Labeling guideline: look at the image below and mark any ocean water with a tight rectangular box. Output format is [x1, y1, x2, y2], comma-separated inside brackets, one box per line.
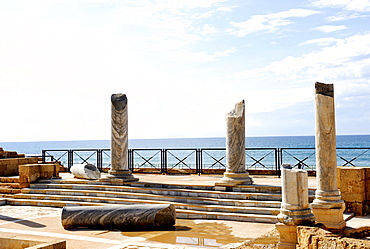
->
[1, 135, 370, 169]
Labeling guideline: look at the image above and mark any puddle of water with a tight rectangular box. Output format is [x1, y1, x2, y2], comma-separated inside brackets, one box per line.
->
[121, 219, 249, 248]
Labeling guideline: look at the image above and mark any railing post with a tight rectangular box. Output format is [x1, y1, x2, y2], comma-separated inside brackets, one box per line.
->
[69, 150, 74, 171]
[276, 148, 281, 177]
[128, 149, 133, 171]
[97, 149, 102, 171]
[42, 150, 46, 163]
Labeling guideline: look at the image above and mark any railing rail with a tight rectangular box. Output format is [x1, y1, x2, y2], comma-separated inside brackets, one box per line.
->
[42, 147, 370, 175]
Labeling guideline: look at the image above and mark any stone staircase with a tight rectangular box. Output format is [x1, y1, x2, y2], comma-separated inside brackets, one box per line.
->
[5, 178, 288, 223]
[0, 176, 21, 195]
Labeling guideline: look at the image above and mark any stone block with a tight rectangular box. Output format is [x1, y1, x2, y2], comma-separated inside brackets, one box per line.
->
[341, 192, 366, 203]
[275, 223, 297, 249]
[40, 164, 54, 179]
[345, 202, 367, 216]
[339, 167, 365, 192]
[19, 164, 41, 188]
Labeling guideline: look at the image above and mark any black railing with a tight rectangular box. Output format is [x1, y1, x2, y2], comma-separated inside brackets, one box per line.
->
[42, 147, 370, 175]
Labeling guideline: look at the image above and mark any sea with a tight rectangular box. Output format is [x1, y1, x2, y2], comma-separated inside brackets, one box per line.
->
[1, 135, 370, 169]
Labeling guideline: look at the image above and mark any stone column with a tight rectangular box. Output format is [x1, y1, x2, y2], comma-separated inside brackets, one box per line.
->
[276, 164, 315, 249]
[101, 94, 138, 182]
[311, 82, 345, 230]
[216, 100, 253, 186]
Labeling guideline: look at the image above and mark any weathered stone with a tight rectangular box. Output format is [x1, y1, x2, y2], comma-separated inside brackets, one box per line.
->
[61, 204, 176, 229]
[311, 82, 346, 230]
[277, 166, 314, 226]
[297, 226, 370, 249]
[70, 164, 101, 180]
[217, 100, 253, 186]
[101, 94, 137, 182]
[275, 223, 297, 249]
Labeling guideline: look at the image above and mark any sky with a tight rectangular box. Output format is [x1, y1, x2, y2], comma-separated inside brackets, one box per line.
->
[1, 0, 370, 142]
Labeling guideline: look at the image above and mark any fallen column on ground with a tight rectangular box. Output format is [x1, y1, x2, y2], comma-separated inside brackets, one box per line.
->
[61, 204, 176, 229]
[276, 164, 315, 249]
[100, 93, 138, 183]
[311, 82, 346, 231]
[217, 100, 253, 186]
[70, 164, 101, 180]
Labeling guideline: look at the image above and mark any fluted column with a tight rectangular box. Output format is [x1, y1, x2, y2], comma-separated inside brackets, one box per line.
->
[216, 100, 253, 186]
[311, 82, 345, 230]
[101, 94, 137, 182]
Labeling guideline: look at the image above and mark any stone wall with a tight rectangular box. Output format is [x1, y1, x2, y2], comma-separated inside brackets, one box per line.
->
[0, 158, 39, 176]
[338, 167, 370, 216]
[297, 226, 370, 249]
[19, 163, 60, 188]
[0, 147, 25, 158]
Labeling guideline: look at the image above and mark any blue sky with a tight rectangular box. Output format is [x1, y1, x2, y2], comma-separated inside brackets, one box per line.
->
[1, 0, 370, 142]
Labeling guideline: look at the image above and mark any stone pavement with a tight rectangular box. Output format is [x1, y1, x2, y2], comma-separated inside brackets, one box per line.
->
[0, 173, 367, 249]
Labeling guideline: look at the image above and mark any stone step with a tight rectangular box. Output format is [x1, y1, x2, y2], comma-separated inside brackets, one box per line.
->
[29, 183, 282, 201]
[0, 176, 20, 183]
[20, 187, 282, 208]
[37, 179, 283, 193]
[6, 198, 278, 223]
[13, 193, 280, 215]
[0, 182, 21, 188]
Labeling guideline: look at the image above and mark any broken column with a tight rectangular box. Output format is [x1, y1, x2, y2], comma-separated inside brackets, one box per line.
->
[311, 82, 346, 230]
[276, 164, 315, 248]
[61, 204, 176, 229]
[70, 164, 101, 180]
[101, 94, 138, 182]
[217, 100, 253, 186]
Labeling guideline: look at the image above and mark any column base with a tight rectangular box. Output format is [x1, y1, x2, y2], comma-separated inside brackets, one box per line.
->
[100, 170, 138, 183]
[215, 172, 253, 186]
[311, 201, 346, 231]
[275, 223, 297, 249]
[277, 208, 315, 226]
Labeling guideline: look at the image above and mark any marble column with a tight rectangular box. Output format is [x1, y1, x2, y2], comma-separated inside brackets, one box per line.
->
[61, 204, 176, 229]
[217, 100, 253, 186]
[276, 164, 315, 249]
[311, 82, 346, 230]
[101, 94, 138, 182]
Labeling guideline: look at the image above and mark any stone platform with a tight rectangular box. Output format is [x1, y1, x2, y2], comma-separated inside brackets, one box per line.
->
[4, 173, 319, 224]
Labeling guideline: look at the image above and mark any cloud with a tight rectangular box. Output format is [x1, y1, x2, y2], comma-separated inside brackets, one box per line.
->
[326, 12, 369, 21]
[200, 24, 217, 34]
[300, 37, 341, 46]
[314, 25, 348, 32]
[171, 48, 237, 63]
[312, 0, 370, 12]
[228, 8, 320, 37]
[231, 32, 370, 83]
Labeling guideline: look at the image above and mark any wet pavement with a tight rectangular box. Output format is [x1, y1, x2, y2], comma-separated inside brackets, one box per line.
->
[0, 205, 275, 248]
[0, 173, 368, 249]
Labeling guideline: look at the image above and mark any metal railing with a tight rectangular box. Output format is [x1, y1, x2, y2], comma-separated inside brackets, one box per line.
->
[42, 147, 370, 175]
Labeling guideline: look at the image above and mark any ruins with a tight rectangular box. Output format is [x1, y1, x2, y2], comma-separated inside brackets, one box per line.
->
[217, 100, 253, 186]
[311, 82, 346, 230]
[100, 93, 138, 182]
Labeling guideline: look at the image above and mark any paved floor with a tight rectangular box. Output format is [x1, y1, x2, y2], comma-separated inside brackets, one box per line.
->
[0, 173, 367, 249]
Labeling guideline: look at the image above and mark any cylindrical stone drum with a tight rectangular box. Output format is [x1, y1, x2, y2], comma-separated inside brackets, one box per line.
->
[70, 164, 101, 180]
[61, 204, 176, 229]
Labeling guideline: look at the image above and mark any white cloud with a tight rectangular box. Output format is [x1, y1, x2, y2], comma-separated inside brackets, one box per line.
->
[228, 9, 320, 37]
[300, 37, 341, 46]
[200, 24, 217, 34]
[171, 48, 237, 64]
[326, 12, 369, 21]
[312, 0, 370, 12]
[232, 32, 370, 89]
[314, 25, 348, 32]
